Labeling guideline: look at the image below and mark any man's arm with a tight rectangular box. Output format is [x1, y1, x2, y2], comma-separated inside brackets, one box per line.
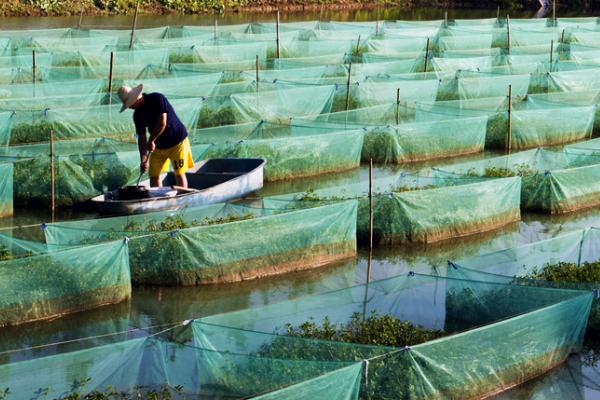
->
[147, 113, 167, 151]
[136, 122, 150, 172]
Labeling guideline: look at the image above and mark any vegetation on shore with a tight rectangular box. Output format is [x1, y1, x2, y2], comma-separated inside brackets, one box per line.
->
[0, 0, 577, 18]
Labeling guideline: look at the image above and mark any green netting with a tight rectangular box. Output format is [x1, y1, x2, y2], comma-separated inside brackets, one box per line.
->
[10, 97, 201, 144]
[125, 73, 223, 98]
[357, 115, 487, 163]
[195, 121, 364, 181]
[0, 78, 102, 99]
[264, 172, 521, 245]
[449, 228, 600, 279]
[548, 67, 600, 92]
[0, 111, 13, 146]
[0, 237, 130, 327]
[229, 85, 336, 123]
[439, 147, 600, 214]
[414, 94, 596, 150]
[510, 104, 595, 149]
[43, 201, 357, 285]
[0, 163, 13, 218]
[0, 335, 362, 399]
[196, 272, 592, 399]
[6, 143, 210, 207]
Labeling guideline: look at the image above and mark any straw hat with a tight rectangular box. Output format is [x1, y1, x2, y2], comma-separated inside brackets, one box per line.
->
[118, 84, 144, 113]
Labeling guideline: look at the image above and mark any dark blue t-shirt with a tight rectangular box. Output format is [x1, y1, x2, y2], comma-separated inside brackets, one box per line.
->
[133, 92, 188, 149]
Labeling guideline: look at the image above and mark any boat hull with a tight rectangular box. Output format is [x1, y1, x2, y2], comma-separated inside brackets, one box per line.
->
[91, 158, 265, 215]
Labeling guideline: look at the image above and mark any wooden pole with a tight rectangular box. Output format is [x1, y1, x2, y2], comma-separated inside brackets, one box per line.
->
[345, 62, 352, 111]
[424, 37, 430, 73]
[276, 10, 281, 59]
[395, 88, 400, 125]
[108, 51, 114, 105]
[369, 158, 373, 252]
[32, 50, 36, 84]
[506, 14, 511, 54]
[553, 0, 556, 27]
[50, 129, 55, 217]
[214, 19, 218, 40]
[77, 3, 84, 29]
[255, 55, 259, 91]
[129, 1, 140, 50]
[507, 84, 512, 153]
[355, 34, 362, 59]
[496, 6, 500, 19]
[444, 11, 448, 28]
[550, 39, 554, 66]
[362, 159, 374, 321]
[375, 20, 379, 36]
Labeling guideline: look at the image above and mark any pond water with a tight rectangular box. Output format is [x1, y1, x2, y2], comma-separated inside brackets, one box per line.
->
[1, 6, 600, 397]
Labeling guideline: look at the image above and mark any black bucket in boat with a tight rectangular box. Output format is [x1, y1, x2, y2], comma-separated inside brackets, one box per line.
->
[118, 185, 150, 200]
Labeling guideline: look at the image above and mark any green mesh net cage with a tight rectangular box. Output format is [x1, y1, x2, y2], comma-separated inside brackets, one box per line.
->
[0, 235, 130, 327]
[193, 121, 364, 181]
[196, 272, 592, 399]
[43, 201, 357, 285]
[264, 171, 521, 245]
[438, 147, 600, 214]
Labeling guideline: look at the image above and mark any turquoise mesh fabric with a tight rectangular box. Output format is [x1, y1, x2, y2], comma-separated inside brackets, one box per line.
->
[0, 238, 130, 326]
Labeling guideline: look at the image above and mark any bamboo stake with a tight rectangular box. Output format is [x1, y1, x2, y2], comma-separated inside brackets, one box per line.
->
[550, 40, 554, 66]
[496, 6, 500, 19]
[375, 20, 379, 36]
[32, 50, 36, 84]
[50, 129, 55, 217]
[362, 158, 374, 320]
[129, 1, 140, 50]
[214, 19, 218, 40]
[355, 34, 362, 60]
[77, 3, 84, 29]
[507, 84, 512, 153]
[424, 37, 430, 73]
[507, 14, 511, 54]
[560, 28, 565, 44]
[108, 51, 114, 105]
[276, 10, 281, 59]
[345, 63, 352, 111]
[553, 0, 556, 27]
[444, 11, 448, 28]
[369, 158, 373, 251]
[255, 55, 260, 91]
[395, 88, 400, 125]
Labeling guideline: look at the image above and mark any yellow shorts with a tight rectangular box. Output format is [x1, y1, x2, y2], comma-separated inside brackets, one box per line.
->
[149, 137, 194, 178]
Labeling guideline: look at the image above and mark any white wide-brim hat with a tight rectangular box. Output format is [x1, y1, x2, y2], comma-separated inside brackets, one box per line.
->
[118, 83, 143, 113]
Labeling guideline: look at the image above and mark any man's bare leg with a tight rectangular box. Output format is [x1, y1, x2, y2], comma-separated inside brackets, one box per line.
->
[175, 173, 188, 188]
[150, 177, 161, 188]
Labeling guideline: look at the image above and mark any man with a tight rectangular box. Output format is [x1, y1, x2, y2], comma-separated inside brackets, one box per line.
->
[118, 84, 194, 188]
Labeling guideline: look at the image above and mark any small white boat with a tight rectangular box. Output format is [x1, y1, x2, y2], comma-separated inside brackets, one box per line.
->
[91, 158, 265, 215]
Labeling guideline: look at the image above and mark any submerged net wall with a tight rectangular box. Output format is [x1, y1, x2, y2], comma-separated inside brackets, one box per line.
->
[196, 272, 592, 399]
[263, 172, 521, 245]
[43, 201, 358, 285]
[0, 236, 130, 327]
[0, 272, 591, 399]
[438, 147, 600, 214]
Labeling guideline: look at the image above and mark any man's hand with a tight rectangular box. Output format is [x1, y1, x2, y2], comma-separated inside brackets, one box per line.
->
[140, 153, 149, 173]
[148, 140, 156, 153]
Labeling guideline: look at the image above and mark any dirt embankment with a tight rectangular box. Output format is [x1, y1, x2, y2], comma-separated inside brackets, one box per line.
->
[1, 0, 523, 17]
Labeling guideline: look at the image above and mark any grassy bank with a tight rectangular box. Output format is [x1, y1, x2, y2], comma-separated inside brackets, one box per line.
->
[0, 0, 567, 17]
